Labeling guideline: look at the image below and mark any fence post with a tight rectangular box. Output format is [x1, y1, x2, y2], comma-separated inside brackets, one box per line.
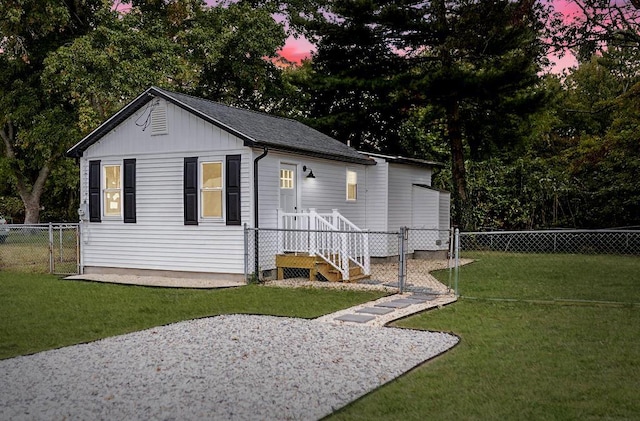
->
[448, 227, 454, 290]
[243, 224, 249, 283]
[59, 225, 63, 263]
[77, 224, 82, 275]
[454, 228, 460, 296]
[48, 222, 54, 274]
[398, 227, 407, 293]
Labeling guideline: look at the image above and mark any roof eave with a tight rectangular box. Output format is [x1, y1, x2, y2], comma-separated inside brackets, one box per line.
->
[361, 151, 446, 168]
[252, 143, 376, 166]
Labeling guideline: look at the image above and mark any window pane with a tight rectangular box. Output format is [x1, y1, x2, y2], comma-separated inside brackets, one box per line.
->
[202, 163, 222, 188]
[104, 192, 121, 216]
[280, 169, 294, 189]
[202, 190, 222, 217]
[347, 170, 357, 200]
[347, 184, 357, 200]
[104, 165, 121, 217]
[347, 170, 357, 185]
[105, 166, 121, 189]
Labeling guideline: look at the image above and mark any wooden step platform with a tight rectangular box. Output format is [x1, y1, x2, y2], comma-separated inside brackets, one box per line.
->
[276, 253, 370, 283]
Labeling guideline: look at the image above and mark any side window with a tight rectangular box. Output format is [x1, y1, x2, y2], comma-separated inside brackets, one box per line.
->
[103, 164, 122, 218]
[346, 169, 357, 201]
[201, 162, 223, 218]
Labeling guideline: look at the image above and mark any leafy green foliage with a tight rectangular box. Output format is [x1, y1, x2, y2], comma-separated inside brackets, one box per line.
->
[286, 0, 549, 228]
[1, 0, 289, 223]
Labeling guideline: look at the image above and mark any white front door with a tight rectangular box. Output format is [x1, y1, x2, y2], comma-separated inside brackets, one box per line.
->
[279, 164, 301, 251]
[279, 163, 298, 213]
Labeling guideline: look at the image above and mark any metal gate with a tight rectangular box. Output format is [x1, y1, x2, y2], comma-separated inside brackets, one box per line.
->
[0, 223, 80, 275]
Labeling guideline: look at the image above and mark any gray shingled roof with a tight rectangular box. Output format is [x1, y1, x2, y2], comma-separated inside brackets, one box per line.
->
[67, 87, 374, 165]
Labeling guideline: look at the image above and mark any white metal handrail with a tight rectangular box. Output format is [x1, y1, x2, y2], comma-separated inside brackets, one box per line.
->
[277, 208, 370, 280]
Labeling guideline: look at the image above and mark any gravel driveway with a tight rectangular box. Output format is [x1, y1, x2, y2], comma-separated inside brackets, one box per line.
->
[0, 315, 458, 421]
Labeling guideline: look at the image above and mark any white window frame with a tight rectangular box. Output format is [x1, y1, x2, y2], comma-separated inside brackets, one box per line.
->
[200, 161, 224, 220]
[103, 163, 122, 219]
[346, 169, 357, 201]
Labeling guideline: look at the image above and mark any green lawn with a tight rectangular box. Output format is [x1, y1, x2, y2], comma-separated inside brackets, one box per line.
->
[0, 272, 386, 359]
[3, 254, 639, 420]
[329, 253, 640, 420]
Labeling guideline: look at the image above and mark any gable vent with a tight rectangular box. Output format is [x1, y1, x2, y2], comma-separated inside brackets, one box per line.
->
[150, 102, 168, 135]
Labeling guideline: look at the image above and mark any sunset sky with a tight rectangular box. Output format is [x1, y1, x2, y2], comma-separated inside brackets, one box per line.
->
[272, 1, 582, 73]
[142, 0, 585, 72]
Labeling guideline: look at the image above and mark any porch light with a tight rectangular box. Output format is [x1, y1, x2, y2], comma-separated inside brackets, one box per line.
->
[303, 165, 316, 179]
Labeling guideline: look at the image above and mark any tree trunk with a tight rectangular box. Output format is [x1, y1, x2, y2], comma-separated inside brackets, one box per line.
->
[446, 99, 469, 228]
[1, 121, 51, 224]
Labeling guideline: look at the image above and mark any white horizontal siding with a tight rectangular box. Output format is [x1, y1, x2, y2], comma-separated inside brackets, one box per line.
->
[79, 99, 251, 275]
[256, 152, 369, 229]
[411, 186, 439, 229]
[364, 157, 389, 232]
[387, 163, 433, 231]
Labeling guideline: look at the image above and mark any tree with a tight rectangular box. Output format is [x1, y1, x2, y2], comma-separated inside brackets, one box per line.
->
[1, 0, 288, 223]
[555, 54, 640, 227]
[561, 0, 640, 61]
[283, 1, 409, 152]
[0, 0, 108, 223]
[284, 0, 549, 228]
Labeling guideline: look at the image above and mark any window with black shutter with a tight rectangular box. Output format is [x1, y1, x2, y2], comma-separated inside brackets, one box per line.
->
[184, 157, 198, 225]
[123, 159, 136, 223]
[89, 160, 101, 222]
[226, 154, 241, 225]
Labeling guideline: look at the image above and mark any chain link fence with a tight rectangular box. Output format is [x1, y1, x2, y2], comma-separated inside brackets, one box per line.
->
[454, 229, 640, 300]
[0, 224, 79, 275]
[460, 230, 640, 255]
[244, 226, 454, 295]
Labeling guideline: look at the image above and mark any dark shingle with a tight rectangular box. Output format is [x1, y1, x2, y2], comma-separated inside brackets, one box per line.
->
[158, 88, 371, 164]
[68, 87, 373, 165]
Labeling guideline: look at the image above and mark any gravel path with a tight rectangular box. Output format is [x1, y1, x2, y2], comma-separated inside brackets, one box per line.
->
[0, 315, 458, 421]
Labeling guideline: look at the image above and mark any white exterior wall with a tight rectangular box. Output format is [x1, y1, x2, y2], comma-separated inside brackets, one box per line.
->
[256, 152, 369, 229]
[411, 186, 440, 229]
[79, 99, 250, 275]
[387, 163, 432, 231]
[438, 191, 452, 245]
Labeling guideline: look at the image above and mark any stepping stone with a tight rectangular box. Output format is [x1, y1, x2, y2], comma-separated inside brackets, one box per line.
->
[391, 298, 427, 305]
[334, 314, 376, 323]
[356, 307, 395, 315]
[411, 294, 439, 301]
[401, 296, 429, 304]
[375, 300, 413, 309]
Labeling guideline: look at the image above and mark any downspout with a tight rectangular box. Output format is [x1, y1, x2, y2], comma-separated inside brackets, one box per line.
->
[253, 147, 269, 278]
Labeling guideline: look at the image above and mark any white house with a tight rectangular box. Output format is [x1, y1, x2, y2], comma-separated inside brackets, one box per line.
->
[67, 87, 449, 281]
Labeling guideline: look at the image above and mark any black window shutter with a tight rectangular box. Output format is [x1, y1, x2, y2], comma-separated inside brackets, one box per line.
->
[226, 155, 241, 225]
[123, 159, 136, 223]
[184, 157, 198, 225]
[89, 160, 101, 222]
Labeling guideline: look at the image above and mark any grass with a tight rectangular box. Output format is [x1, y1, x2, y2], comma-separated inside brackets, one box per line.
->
[0, 229, 77, 273]
[329, 253, 640, 420]
[449, 252, 640, 302]
[3, 253, 639, 419]
[0, 272, 386, 360]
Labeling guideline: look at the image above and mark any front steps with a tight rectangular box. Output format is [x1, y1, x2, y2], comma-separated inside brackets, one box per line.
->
[276, 253, 369, 283]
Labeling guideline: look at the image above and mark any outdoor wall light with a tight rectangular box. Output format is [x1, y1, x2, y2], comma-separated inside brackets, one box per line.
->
[303, 165, 316, 179]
